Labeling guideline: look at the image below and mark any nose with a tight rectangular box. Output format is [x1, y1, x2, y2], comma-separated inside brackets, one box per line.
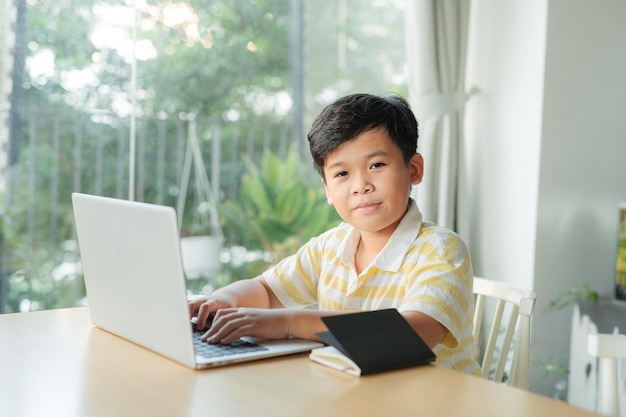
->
[351, 172, 373, 195]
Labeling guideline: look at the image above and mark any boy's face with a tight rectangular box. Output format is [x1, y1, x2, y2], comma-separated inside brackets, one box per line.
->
[322, 127, 423, 238]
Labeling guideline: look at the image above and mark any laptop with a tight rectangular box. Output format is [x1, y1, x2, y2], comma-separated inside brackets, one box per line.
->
[71, 192, 323, 369]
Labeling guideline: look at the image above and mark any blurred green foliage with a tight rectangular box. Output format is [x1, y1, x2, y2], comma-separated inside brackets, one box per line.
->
[2, 0, 406, 311]
[219, 146, 341, 277]
[544, 284, 599, 315]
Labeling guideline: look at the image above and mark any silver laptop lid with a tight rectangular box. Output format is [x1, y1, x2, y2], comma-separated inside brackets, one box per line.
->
[72, 192, 196, 368]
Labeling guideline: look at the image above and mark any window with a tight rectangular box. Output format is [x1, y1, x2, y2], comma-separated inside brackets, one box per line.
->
[0, 0, 406, 313]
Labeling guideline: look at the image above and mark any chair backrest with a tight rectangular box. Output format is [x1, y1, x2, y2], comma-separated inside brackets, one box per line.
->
[472, 277, 537, 390]
[587, 333, 626, 416]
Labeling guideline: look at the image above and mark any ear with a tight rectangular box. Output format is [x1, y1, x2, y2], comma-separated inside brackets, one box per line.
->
[322, 177, 333, 205]
[409, 153, 424, 185]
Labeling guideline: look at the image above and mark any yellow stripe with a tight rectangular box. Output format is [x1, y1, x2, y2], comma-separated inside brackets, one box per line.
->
[273, 264, 313, 305]
[452, 358, 482, 376]
[442, 236, 460, 262]
[295, 259, 318, 297]
[402, 276, 470, 312]
[352, 284, 405, 299]
[317, 297, 345, 310]
[402, 293, 464, 331]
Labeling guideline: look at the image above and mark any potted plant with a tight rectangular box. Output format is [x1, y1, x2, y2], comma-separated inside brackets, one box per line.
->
[219, 145, 341, 278]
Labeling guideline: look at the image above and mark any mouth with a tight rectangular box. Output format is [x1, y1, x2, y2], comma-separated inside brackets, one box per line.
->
[354, 201, 381, 212]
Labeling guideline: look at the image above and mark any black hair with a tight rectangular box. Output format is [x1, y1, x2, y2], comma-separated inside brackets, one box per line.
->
[307, 93, 419, 177]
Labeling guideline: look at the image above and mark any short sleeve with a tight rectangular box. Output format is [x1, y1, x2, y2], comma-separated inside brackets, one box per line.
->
[263, 240, 322, 308]
[397, 225, 473, 348]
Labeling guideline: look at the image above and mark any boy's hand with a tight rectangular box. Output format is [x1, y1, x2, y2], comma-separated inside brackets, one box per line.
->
[200, 308, 290, 345]
[188, 295, 235, 331]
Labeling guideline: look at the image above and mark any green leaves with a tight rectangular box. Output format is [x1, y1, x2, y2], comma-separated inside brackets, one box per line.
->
[540, 356, 570, 379]
[219, 146, 340, 272]
[543, 284, 599, 315]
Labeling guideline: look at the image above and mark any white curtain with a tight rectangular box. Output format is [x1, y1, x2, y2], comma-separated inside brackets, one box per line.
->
[404, 0, 474, 240]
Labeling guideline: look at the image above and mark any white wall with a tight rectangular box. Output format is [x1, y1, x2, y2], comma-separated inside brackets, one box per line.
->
[465, 0, 546, 291]
[465, 0, 626, 396]
[536, 0, 626, 396]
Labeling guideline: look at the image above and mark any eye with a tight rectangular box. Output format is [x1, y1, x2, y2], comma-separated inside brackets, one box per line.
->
[334, 171, 348, 178]
[371, 162, 385, 169]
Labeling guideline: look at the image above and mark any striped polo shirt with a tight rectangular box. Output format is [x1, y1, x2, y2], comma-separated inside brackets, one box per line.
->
[263, 199, 480, 375]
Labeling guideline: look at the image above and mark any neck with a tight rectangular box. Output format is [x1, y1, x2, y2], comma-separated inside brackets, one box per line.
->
[354, 232, 390, 275]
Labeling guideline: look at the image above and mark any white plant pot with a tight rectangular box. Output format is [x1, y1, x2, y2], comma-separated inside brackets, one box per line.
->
[180, 235, 223, 280]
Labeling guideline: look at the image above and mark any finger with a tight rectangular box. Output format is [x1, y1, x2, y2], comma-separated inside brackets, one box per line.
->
[202, 311, 248, 343]
[188, 299, 201, 318]
[196, 301, 219, 329]
[206, 320, 253, 345]
[188, 296, 208, 318]
[217, 324, 251, 345]
[200, 308, 234, 340]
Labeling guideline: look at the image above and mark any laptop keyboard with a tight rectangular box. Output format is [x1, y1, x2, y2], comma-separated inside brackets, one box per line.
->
[193, 330, 268, 358]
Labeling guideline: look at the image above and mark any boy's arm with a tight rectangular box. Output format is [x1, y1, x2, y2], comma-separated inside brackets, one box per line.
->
[401, 311, 448, 349]
[191, 277, 448, 346]
[257, 276, 334, 340]
[202, 307, 332, 345]
[203, 306, 449, 346]
[288, 310, 449, 348]
[193, 276, 332, 344]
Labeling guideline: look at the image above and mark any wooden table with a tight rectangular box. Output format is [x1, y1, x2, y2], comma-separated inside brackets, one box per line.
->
[0, 307, 601, 417]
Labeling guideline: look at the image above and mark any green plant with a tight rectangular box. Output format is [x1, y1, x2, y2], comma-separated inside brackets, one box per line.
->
[219, 146, 341, 276]
[0, 206, 8, 249]
[5, 240, 85, 312]
[540, 356, 570, 378]
[539, 284, 599, 380]
[0, 195, 18, 312]
[1, 186, 84, 312]
[543, 284, 599, 315]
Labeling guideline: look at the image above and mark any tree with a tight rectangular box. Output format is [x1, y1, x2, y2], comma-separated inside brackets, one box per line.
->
[3, 0, 296, 312]
[137, 0, 292, 120]
[303, 0, 407, 119]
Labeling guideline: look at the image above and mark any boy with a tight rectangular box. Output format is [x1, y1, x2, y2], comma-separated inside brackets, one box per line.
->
[189, 93, 479, 374]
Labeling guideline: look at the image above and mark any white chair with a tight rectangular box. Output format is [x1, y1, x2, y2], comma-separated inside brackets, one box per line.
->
[472, 276, 537, 390]
[588, 333, 626, 416]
